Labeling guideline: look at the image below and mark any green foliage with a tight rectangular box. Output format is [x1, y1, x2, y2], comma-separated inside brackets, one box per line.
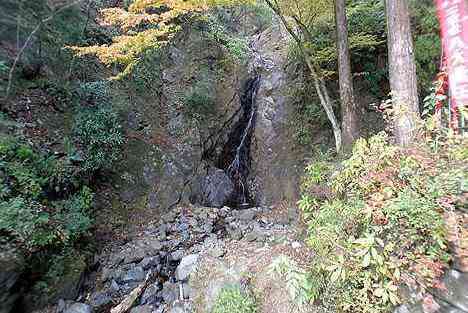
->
[243, 3, 274, 30]
[290, 0, 440, 102]
[298, 132, 466, 313]
[130, 49, 162, 94]
[54, 187, 93, 242]
[289, 81, 331, 147]
[78, 81, 110, 104]
[0, 136, 93, 252]
[211, 3, 273, 33]
[297, 0, 385, 76]
[268, 255, 315, 308]
[31, 249, 87, 305]
[212, 285, 257, 313]
[204, 15, 249, 63]
[412, 3, 441, 95]
[73, 98, 124, 172]
[0, 61, 8, 73]
[1, 0, 88, 95]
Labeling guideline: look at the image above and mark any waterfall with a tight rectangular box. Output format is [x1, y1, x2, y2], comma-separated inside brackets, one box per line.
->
[225, 75, 261, 207]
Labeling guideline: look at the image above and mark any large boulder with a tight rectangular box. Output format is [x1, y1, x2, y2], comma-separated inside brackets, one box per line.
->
[193, 169, 235, 208]
[175, 254, 199, 282]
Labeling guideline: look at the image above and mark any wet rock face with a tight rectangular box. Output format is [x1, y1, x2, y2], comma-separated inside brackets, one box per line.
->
[113, 18, 306, 213]
[193, 169, 235, 208]
[112, 21, 246, 214]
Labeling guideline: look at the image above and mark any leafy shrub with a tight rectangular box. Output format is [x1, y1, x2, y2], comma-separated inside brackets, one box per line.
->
[78, 80, 110, 104]
[0, 61, 8, 74]
[268, 255, 315, 310]
[73, 105, 124, 172]
[130, 49, 162, 94]
[212, 285, 257, 313]
[204, 16, 249, 63]
[0, 136, 93, 252]
[299, 132, 467, 313]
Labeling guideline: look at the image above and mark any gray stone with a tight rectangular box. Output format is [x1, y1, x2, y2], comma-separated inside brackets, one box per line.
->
[109, 254, 124, 267]
[182, 283, 191, 299]
[111, 280, 120, 291]
[175, 254, 199, 281]
[237, 209, 256, 221]
[227, 224, 243, 240]
[140, 282, 162, 305]
[196, 169, 235, 208]
[434, 270, 468, 312]
[130, 305, 154, 313]
[0, 247, 24, 313]
[89, 291, 112, 309]
[169, 302, 186, 313]
[244, 229, 265, 242]
[153, 307, 164, 313]
[122, 266, 146, 283]
[203, 224, 213, 233]
[170, 250, 185, 261]
[123, 248, 146, 264]
[57, 299, 66, 313]
[64, 303, 92, 313]
[158, 224, 168, 240]
[146, 238, 163, 255]
[162, 212, 177, 223]
[139, 256, 160, 270]
[208, 247, 225, 258]
[101, 267, 113, 282]
[161, 281, 178, 304]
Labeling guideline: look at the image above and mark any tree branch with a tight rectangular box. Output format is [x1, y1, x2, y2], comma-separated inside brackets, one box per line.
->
[4, 0, 83, 102]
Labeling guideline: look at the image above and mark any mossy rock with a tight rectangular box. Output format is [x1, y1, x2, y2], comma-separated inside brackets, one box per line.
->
[28, 250, 87, 308]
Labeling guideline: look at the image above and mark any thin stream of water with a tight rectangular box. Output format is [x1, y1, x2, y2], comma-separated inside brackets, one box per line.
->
[227, 75, 261, 205]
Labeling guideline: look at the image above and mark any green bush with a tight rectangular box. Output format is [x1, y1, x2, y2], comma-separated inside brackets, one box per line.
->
[78, 80, 110, 104]
[204, 16, 249, 63]
[212, 285, 257, 313]
[298, 132, 466, 313]
[73, 105, 124, 172]
[0, 136, 93, 252]
[130, 49, 162, 94]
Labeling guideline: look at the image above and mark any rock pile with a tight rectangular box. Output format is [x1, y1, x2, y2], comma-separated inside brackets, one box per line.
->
[60, 205, 293, 313]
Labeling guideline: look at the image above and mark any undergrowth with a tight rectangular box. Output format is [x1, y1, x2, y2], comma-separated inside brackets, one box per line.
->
[212, 285, 257, 313]
[0, 136, 93, 253]
[298, 131, 467, 313]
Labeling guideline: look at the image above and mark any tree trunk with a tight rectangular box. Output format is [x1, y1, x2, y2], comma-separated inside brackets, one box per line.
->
[263, 0, 342, 152]
[385, 0, 421, 146]
[335, 0, 359, 148]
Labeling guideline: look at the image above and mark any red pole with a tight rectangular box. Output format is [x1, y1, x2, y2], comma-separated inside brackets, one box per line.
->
[435, 0, 468, 131]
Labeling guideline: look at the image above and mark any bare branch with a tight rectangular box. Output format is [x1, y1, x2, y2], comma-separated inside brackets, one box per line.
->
[4, 0, 83, 102]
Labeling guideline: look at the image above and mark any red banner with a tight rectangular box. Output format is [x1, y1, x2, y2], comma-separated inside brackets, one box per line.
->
[436, 0, 468, 129]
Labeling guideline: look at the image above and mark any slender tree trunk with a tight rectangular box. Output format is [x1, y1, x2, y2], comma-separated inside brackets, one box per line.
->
[385, 0, 421, 146]
[264, 0, 342, 152]
[335, 0, 359, 148]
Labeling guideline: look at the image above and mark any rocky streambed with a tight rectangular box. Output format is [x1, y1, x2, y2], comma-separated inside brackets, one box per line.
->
[54, 204, 304, 313]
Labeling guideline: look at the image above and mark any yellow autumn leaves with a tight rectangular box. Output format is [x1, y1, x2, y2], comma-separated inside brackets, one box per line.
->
[69, 0, 255, 78]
